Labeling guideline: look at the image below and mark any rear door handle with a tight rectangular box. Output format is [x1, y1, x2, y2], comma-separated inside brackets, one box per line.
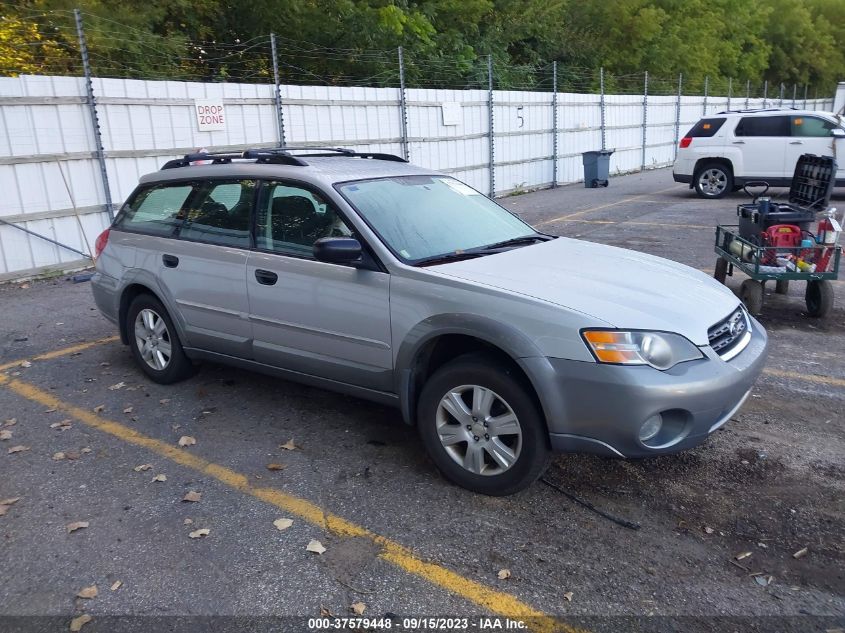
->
[732, 140, 745, 144]
[162, 254, 179, 268]
[254, 269, 278, 286]
[789, 141, 803, 145]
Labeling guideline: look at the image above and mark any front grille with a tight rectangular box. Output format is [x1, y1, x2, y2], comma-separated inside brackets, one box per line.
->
[708, 306, 750, 359]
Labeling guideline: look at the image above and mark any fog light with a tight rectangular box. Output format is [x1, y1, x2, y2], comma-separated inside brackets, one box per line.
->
[639, 414, 663, 442]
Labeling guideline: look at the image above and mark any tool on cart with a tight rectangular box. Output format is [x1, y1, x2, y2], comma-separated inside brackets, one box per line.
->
[713, 154, 841, 318]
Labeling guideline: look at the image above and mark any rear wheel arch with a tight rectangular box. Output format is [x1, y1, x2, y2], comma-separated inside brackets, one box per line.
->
[118, 283, 187, 348]
[693, 157, 734, 179]
[693, 158, 735, 198]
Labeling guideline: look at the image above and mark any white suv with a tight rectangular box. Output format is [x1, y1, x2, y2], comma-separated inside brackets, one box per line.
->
[673, 109, 845, 198]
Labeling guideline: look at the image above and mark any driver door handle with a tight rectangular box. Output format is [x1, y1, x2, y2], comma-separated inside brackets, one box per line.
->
[254, 269, 278, 286]
[732, 140, 745, 144]
[789, 141, 803, 145]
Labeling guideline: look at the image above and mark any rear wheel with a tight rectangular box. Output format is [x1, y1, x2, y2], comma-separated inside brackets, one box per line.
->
[126, 294, 195, 384]
[417, 354, 551, 496]
[739, 279, 764, 315]
[805, 280, 833, 318]
[694, 162, 733, 199]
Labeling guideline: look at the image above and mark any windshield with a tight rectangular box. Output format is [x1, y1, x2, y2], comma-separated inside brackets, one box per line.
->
[336, 176, 537, 263]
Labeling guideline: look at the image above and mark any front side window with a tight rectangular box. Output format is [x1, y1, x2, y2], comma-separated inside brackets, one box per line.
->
[256, 182, 353, 258]
[337, 176, 536, 263]
[734, 116, 790, 137]
[791, 116, 836, 137]
[116, 184, 192, 237]
[179, 180, 254, 248]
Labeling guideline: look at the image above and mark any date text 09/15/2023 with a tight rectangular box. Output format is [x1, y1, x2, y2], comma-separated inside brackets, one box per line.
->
[306, 616, 528, 630]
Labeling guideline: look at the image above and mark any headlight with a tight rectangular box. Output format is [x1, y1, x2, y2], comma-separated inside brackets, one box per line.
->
[581, 330, 703, 370]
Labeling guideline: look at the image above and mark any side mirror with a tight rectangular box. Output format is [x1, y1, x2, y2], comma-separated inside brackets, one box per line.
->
[313, 237, 362, 264]
[832, 128, 845, 138]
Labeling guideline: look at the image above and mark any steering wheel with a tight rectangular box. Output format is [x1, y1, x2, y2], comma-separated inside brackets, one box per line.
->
[743, 181, 770, 203]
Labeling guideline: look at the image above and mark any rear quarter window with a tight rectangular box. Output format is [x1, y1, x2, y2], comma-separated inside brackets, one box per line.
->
[115, 184, 192, 237]
[686, 118, 726, 137]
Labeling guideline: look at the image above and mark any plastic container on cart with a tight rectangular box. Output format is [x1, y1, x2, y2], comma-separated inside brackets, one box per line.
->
[737, 154, 837, 242]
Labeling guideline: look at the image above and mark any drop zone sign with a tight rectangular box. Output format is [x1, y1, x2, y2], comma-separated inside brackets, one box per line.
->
[194, 100, 226, 131]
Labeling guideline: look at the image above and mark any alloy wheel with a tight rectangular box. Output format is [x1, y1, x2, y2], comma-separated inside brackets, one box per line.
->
[134, 308, 172, 371]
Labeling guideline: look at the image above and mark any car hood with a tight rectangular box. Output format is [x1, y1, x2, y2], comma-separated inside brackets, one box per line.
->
[430, 237, 739, 346]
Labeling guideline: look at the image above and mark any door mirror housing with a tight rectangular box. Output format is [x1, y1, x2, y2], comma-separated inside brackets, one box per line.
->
[313, 237, 363, 264]
[832, 128, 845, 138]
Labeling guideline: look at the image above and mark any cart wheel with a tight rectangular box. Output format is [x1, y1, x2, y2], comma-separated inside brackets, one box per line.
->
[740, 279, 764, 315]
[775, 279, 790, 295]
[805, 280, 833, 318]
[714, 258, 728, 284]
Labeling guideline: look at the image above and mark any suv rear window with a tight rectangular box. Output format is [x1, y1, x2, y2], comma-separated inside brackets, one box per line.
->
[734, 115, 790, 137]
[116, 184, 192, 237]
[686, 118, 725, 137]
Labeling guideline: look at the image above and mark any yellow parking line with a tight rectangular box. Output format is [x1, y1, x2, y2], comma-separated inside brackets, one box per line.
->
[762, 367, 845, 388]
[0, 336, 120, 373]
[568, 219, 711, 230]
[535, 184, 683, 227]
[0, 372, 576, 633]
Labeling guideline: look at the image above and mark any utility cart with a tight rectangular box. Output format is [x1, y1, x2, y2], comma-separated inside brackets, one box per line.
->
[713, 154, 842, 318]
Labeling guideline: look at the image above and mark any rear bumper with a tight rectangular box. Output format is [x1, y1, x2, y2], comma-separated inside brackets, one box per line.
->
[524, 317, 768, 458]
[91, 270, 120, 327]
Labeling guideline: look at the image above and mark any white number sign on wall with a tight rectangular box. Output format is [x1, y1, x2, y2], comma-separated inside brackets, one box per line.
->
[441, 102, 462, 126]
[194, 99, 226, 131]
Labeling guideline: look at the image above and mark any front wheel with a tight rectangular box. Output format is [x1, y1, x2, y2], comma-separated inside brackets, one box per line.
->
[694, 162, 733, 199]
[417, 354, 551, 496]
[126, 294, 195, 384]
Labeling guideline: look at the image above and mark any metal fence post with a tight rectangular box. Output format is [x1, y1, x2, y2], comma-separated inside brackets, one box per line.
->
[397, 47, 409, 161]
[641, 71, 648, 171]
[487, 55, 495, 197]
[673, 73, 682, 160]
[727, 77, 732, 111]
[552, 61, 558, 188]
[763, 80, 768, 107]
[745, 80, 750, 110]
[599, 67, 606, 151]
[702, 75, 708, 115]
[74, 9, 113, 220]
[778, 82, 784, 106]
[803, 84, 808, 109]
[269, 33, 286, 147]
[792, 83, 797, 108]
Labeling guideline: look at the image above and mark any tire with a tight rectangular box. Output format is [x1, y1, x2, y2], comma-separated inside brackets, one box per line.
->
[775, 279, 790, 295]
[714, 258, 728, 284]
[126, 294, 195, 384]
[694, 162, 733, 199]
[739, 279, 764, 315]
[417, 353, 551, 496]
[805, 280, 833, 318]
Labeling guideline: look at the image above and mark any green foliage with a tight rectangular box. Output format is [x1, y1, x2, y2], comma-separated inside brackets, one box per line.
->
[2, 0, 843, 94]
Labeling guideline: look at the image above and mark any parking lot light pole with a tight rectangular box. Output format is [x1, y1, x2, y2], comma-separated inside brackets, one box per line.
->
[673, 73, 682, 160]
[270, 33, 286, 147]
[641, 71, 648, 171]
[552, 61, 558, 188]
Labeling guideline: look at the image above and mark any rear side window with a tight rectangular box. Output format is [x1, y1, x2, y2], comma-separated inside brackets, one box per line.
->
[791, 116, 836, 137]
[686, 118, 725, 137]
[179, 180, 255, 248]
[116, 184, 192, 237]
[734, 116, 790, 137]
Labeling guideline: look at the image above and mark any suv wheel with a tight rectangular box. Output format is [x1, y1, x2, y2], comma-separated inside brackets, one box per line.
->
[127, 294, 195, 384]
[694, 162, 733, 199]
[417, 354, 551, 495]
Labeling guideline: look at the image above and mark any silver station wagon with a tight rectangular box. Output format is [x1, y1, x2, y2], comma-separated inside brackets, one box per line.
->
[92, 147, 769, 495]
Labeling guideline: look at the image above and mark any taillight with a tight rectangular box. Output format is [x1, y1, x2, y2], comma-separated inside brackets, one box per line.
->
[94, 228, 110, 259]
[679, 137, 693, 149]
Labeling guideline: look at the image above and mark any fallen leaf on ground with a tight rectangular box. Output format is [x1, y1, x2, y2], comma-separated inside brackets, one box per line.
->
[703, 526, 715, 534]
[50, 420, 73, 430]
[81, 448, 92, 454]
[66, 521, 89, 533]
[133, 464, 152, 472]
[563, 591, 574, 602]
[273, 518, 293, 531]
[0, 430, 12, 440]
[8, 445, 29, 454]
[69, 614, 92, 631]
[754, 574, 773, 586]
[793, 547, 808, 559]
[108, 382, 125, 390]
[76, 585, 98, 599]
[182, 491, 201, 502]
[123, 407, 133, 414]
[183, 518, 193, 525]
[350, 601, 366, 615]
[159, 398, 170, 405]
[21, 360, 32, 368]
[189, 528, 210, 539]
[52, 452, 66, 461]
[93, 405, 105, 413]
[320, 606, 332, 617]
[266, 463, 286, 471]
[110, 581, 122, 591]
[306, 539, 326, 554]
[497, 569, 511, 580]
[280, 439, 297, 450]
[735, 551, 752, 561]
[3, 418, 16, 426]
[44, 408, 57, 413]
[151, 474, 167, 482]
[0, 497, 20, 506]
[65, 451, 81, 460]
[178, 436, 196, 447]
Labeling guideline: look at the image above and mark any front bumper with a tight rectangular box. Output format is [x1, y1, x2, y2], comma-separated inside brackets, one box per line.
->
[524, 316, 768, 458]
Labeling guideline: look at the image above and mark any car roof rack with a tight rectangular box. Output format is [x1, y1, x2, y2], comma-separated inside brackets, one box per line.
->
[716, 107, 802, 114]
[161, 146, 407, 170]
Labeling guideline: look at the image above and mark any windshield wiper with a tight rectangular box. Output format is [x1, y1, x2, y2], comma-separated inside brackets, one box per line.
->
[475, 234, 554, 251]
[413, 234, 554, 267]
[413, 251, 490, 267]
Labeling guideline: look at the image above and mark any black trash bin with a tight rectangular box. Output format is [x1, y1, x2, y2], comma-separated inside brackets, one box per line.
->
[582, 150, 614, 188]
